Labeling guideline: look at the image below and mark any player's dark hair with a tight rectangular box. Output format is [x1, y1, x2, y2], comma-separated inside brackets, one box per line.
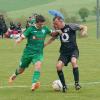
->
[53, 16, 63, 21]
[35, 15, 45, 23]
[29, 16, 31, 18]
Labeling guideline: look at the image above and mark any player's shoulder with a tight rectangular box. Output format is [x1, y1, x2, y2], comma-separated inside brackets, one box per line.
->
[42, 26, 52, 33]
[67, 23, 80, 27]
[66, 23, 80, 30]
[43, 25, 49, 29]
[42, 26, 50, 30]
[25, 26, 35, 32]
[28, 26, 33, 30]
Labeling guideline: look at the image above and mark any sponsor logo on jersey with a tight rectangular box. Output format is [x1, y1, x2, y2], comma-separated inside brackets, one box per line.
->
[61, 33, 69, 42]
[33, 36, 36, 39]
[33, 31, 37, 32]
[42, 29, 45, 34]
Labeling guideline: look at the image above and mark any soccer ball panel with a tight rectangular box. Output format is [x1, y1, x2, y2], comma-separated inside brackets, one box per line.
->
[52, 80, 63, 91]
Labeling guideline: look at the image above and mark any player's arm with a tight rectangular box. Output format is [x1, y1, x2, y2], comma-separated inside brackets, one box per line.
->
[15, 27, 31, 44]
[69, 23, 88, 37]
[44, 30, 62, 47]
[44, 26, 62, 47]
[44, 36, 56, 47]
[15, 34, 25, 44]
[79, 25, 88, 36]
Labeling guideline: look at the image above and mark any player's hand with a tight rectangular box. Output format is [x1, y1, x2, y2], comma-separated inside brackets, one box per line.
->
[51, 30, 62, 37]
[80, 25, 88, 37]
[15, 35, 25, 44]
[55, 30, 62, 34]
[80, 30, 88, 37]
[15, 38, 21, 44]
[44, 43, 47, 47]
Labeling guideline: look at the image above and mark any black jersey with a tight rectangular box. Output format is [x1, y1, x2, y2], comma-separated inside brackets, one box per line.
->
[59, 23, 80, 54]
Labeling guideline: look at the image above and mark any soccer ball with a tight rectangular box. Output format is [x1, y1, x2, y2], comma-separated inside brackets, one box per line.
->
[52, 80, 63, 91]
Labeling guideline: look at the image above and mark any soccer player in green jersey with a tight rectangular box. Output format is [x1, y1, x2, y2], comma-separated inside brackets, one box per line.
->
[9, 15, 52, 91]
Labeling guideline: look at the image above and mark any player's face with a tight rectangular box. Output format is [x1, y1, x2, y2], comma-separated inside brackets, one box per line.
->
[36, 22, 45, 29]
[53, 23, 58, 30]
[53, 19, 64, 29]
[28, 17, 32, 21]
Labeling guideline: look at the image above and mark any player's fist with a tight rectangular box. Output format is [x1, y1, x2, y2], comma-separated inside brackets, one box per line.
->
[51, 31, 59, 37]
[51, 30, 62, 37]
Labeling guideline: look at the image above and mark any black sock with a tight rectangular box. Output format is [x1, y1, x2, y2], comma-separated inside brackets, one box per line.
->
[73, 67, 79, 84]
[57, 70, 66, 87]
[2, 33, 3, 39]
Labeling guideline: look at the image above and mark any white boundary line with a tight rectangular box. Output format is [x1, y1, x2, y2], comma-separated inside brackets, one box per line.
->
[0, 81, 100, 89]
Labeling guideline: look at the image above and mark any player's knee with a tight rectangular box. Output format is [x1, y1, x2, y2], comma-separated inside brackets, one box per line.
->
[71, 57, 77, 66]
[56, 61, 63, 70]
[56, 65, 62, 71]
[35, 61, 42, 70]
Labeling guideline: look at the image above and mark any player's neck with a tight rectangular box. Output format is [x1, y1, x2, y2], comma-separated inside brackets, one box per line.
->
[60, 22, 65, 29]
[34, 24, 40, 29]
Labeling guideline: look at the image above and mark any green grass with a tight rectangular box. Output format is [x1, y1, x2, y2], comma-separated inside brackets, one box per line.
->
[6, 0, 95, 18]
[0, 0, 99, 99]
[0, 0, 54, 12]
[0, 21, 100, 100]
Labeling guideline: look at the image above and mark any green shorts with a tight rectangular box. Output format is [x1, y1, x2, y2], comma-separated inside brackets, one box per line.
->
[19, 52, 43, 68]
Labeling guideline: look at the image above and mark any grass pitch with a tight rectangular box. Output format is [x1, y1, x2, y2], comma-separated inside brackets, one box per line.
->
[0, 21, 100, 100]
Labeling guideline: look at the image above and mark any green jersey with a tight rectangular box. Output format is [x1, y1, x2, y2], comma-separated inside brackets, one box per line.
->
[23, 25, 51, 54]
[28, 18, 35, 25]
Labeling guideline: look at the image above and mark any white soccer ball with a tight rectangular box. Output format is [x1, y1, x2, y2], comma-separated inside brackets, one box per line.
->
[52, 80, 63, 91]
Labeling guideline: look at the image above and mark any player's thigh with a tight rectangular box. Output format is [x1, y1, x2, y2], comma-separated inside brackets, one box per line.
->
[71, 49, 79, 58]
[19, 54, 32, 68]
[71, 57, 77, 64]
[71, 49, 79, 67]
[56, 60, 64, 70]
[32, 53, 43, 65]
[58, 54, 70, 67]
[34, 61, 42, 70]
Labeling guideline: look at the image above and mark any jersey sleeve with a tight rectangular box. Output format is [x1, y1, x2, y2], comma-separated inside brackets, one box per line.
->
[69, 23, 80, 31]
[45, 26, 52, 35]
[23, 27, 32, 38]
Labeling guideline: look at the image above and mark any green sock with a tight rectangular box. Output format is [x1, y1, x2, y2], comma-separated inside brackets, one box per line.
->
[15, 69, 20, 76]
[32, 71, 40, 84]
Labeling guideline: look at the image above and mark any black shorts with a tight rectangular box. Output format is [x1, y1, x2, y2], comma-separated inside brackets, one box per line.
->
[58, 49, 79, 66]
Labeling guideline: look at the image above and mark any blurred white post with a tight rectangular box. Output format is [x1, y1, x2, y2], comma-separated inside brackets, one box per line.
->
[97, 0, 100, 39]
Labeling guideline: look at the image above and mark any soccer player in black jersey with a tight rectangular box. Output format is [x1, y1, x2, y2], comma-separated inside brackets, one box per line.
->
[45, 16, 87, 92]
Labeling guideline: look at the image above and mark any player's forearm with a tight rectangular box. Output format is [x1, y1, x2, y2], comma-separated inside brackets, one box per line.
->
[16, 34, 25, 44]
[44, 37, 56, 47]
